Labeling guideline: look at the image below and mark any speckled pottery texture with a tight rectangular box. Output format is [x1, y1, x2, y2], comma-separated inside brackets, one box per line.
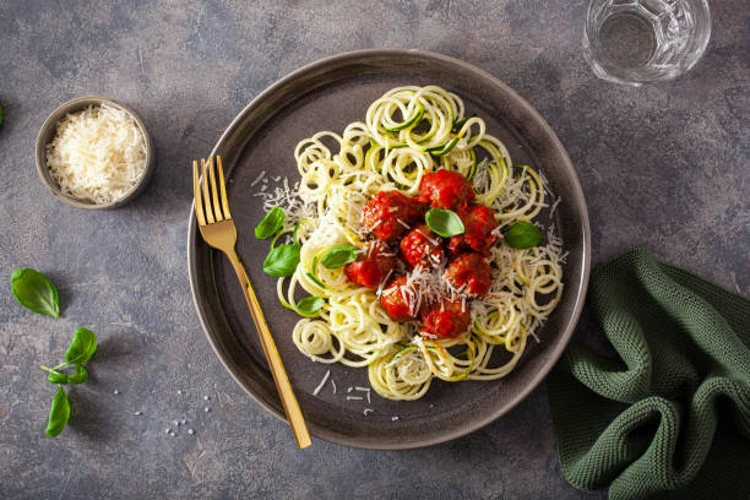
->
[188, 49, 591, 449]
[35, 95, 155, 210]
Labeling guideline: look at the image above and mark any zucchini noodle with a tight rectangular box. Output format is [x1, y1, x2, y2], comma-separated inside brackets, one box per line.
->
[266, 85, 564, 401]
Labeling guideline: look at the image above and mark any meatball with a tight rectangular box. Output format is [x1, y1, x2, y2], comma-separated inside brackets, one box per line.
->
[444, 252, 493, 296]
[448, 204, 498, 256]
[361, 190, 425, 244]
[379, 275, 415, 322]
[419, 297, 472, 339]
[417, 169, 475, 211]
[400, 224, 444, 268]
[344, 241, 397, 289]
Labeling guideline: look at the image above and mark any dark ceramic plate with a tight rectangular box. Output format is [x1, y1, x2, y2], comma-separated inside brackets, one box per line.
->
[188, 49, 591, 450]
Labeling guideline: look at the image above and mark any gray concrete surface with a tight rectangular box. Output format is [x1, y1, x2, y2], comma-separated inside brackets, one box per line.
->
[0, 1, 747, 498]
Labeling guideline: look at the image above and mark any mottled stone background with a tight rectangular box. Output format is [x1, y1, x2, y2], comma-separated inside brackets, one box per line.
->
[0, 1, 747, 498]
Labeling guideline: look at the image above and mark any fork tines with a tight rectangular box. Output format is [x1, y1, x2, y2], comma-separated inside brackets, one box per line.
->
[193, 156, 231, 225]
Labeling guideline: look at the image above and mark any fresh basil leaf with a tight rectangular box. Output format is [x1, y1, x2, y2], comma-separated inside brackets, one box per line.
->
[296, 296, 324, 315]
[10, 268, 60, 318]
[425, 208, 465, 238]
[47, 371, 69, 385]
[68, 364, 88, 385]
[263, 243, 301, 277]
[46, 386, 71, 437]
[504, 221, 543, 249]
[255, 207, 285, 240]
[65, 327, 97, 364]
[321, 245, 359, 269]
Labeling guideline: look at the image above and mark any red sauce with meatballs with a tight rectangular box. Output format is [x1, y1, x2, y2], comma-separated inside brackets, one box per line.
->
[346, 169, 498, 339]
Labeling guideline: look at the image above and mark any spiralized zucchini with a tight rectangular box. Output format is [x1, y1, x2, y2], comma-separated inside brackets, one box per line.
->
[267, 85, 564, 401]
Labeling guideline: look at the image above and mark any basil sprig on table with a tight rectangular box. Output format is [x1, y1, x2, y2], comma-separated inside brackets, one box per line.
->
[11, 268, 60, 318]
[504, 221, 544, 249]
[47, 363, 89, 385]
[425, 208, 465, 238]
[46, 387, 71, 438]
[10, 268, 98, 437]
[321, 244, 359, 269]
[40, 327, 98, 437]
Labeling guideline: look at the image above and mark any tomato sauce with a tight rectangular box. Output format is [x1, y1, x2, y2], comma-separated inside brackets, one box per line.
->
[345, 169, 499, 339]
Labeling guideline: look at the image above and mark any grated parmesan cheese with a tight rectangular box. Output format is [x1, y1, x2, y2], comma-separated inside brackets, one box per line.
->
[46, 104, 148, 204]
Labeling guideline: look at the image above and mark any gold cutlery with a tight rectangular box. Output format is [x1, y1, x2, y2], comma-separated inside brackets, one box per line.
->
[193, 156, 311, 449]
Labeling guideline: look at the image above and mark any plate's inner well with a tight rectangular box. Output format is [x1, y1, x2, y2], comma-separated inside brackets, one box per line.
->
[189, 52, 589, 449]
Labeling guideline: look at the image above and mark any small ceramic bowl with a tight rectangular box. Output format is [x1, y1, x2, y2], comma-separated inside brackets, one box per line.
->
[35, 95, 155, 210]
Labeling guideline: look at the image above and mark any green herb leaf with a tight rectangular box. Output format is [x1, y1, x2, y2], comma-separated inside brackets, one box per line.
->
[321, 245, 359, 269]
[255, 207, 285, 240]
[296, 296, 324, 315]
[425, 208, 465, 237]
[10, 268, 60, 318]
[504, 221, 544, 249]
[263, 244, 301, 277]
[46, 386, 71, 437]
[65, 327, 97, 365]
[68, 364, 88, 385]
[47, 371, 69, 385]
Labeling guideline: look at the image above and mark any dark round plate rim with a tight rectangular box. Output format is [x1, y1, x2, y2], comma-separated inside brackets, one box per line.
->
[187, 48, 591, 450]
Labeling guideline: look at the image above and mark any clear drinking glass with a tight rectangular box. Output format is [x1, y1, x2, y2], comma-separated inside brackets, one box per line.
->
[583, 0, 712, 86]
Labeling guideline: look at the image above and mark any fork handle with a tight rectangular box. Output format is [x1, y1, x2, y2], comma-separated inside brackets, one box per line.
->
[226, 248, 312, 449]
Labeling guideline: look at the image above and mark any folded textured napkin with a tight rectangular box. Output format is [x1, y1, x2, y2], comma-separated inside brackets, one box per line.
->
[548, 249, 750, 500]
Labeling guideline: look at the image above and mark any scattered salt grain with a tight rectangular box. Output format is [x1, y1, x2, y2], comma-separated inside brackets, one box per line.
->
[204, 407, 210, 413]
[188, 429, 195, 435]
[203, 395, 210, 401]
[133, 411, 143, 416]
[113, 389, 120, 395]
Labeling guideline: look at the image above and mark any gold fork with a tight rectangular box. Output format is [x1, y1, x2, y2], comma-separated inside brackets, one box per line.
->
[193, 155, 311, 449]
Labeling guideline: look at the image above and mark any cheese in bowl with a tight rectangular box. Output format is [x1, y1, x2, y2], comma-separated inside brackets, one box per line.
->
[36, 96, 154, 209]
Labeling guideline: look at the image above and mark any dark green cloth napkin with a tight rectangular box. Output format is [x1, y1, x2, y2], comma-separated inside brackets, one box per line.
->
[548, 249, 750, 500]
